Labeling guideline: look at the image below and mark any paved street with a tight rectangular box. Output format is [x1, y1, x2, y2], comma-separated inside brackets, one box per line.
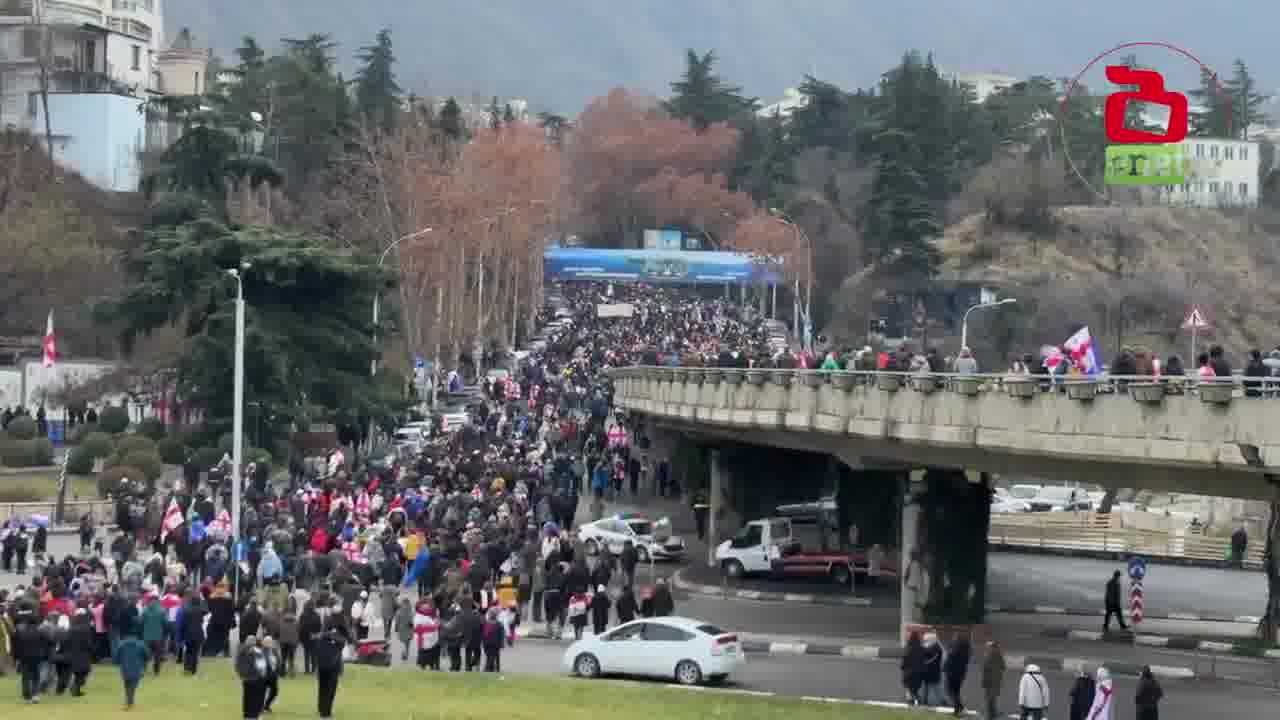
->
[379, 637, 1280, 718]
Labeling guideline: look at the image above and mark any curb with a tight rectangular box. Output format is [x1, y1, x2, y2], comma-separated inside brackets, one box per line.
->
[674, 569, 1254, 623]
[988, 543, 1263, 573]
[1042, 628, 1280, 659]
[514, 627, 1201, 680]
[672, 569, 873, 607]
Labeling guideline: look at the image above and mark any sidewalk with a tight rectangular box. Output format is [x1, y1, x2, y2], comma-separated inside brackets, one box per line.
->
[1037, 626, 1280, 659]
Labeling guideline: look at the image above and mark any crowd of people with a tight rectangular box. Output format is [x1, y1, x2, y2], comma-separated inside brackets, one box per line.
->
[1, 281, 760, 715]
[899, 634, 1164, 720]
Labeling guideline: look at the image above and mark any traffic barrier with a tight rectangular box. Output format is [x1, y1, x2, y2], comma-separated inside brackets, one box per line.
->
[989, 512, 1265, 568]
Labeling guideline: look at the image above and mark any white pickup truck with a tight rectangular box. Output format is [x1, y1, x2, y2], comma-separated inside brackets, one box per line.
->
[714, 517, 793, 578]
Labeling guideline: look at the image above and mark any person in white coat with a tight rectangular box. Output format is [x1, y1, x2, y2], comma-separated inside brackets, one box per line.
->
[1085, 667, 1114, 720]
[1017, 664, 1051, 720]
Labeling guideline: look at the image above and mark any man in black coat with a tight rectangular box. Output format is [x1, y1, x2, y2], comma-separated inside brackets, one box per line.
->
[1103, 570, 1128, 632]
[12, 615, 49, 704]
[313, 627, 346, 719]
[181, 593, 207, 674]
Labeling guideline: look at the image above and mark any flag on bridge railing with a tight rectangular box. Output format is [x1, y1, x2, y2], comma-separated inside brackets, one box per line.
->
[1064, 326, 1100, 374]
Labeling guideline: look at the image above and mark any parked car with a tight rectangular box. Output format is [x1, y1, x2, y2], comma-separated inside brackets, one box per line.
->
[563, 617, 744, 685]
[578, 513, 685, 562]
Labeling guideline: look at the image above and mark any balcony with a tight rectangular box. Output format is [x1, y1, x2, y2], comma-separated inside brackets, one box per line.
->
[49, 68, 130, 95]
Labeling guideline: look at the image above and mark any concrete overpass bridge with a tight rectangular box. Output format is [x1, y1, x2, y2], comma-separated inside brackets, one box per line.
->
[609, 366, 1280, 639]
[610, 366, 1280, 501]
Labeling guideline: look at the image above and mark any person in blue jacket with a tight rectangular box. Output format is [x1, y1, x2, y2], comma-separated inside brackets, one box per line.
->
[112, 631, 150, 709]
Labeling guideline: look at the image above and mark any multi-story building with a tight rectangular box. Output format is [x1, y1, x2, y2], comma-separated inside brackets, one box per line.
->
[0, 0, 166, 191]
[1157, 137, 1260, 209]
[757, 87, 806, 119]
[944, 71, 1018, 104]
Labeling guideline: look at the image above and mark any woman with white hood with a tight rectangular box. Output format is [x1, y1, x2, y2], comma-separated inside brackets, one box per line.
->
[1085, 667, 1114, 720]
[1017, 663, 1050, 720]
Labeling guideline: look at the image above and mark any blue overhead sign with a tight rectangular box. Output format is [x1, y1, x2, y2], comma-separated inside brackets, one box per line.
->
[543, 247, 784, 285]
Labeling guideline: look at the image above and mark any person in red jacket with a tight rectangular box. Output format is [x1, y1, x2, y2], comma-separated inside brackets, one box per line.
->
[310, 527, 330, 555]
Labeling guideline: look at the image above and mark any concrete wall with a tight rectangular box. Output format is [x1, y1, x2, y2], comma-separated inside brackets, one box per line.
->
[611, 369, 1280, 501]
[33, 91, 145, 191]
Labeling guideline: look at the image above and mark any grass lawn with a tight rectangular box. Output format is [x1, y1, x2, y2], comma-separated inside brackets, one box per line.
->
[0, 660, 917, 720]
[0, 470, 98, 503]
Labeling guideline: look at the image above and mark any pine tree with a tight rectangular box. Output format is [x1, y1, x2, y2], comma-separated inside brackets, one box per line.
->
[440, 97, 464, 140]
[1226, 59, 1270, 139]
[354, 28, 402, 134]
[1189, 67, 1232, 138]
[664, 49, 756, 130]
[488, 96, 503, 129]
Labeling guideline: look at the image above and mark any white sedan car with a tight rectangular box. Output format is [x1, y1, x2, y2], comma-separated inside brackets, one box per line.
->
[563, 617, 744, 685]
[578, 514, 686, 562]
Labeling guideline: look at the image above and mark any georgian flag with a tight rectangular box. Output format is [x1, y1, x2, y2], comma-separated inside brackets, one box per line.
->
[208, 510, 231, 539]
[160, 499, 183, 543]
[1063, 326, 1101, 375]
[42, 311, 56, 368]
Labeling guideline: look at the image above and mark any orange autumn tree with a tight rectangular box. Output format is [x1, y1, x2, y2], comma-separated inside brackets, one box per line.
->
[394, 123, 561, 363]
[564, 88, 745, 247]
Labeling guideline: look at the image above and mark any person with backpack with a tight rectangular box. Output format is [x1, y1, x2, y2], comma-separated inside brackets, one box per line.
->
[313, 626, 347, 720]
[236, 636, 269, 720]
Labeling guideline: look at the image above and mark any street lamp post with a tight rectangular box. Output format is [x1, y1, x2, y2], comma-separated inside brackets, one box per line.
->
[369, 226, 433, 447]
[960, 298, 1017, 350]
[768, 209, 814, 352]
[226, 262, 250, 603]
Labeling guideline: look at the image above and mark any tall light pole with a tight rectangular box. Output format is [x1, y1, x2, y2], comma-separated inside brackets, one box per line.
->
[960, 298, 1017, 350]
[769, 209, 814, 351]
[369, 226, 433, 447]
[226, 262, 250, 599]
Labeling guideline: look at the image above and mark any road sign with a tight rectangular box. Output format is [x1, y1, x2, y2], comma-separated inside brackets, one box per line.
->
[1130, 581, 1144, 625]
[1127, 556, 1147, 580]
[1182, 306, 1209, 329]
[414, 355, 425, 369]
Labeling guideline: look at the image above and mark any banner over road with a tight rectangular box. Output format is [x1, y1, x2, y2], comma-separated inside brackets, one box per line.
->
[544, 247, 784, 285]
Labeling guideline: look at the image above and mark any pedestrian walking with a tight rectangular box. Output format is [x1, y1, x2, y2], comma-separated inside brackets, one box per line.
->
[1068, 669, 1096, 720]
[12, 610, 48, 704]
[1103, 571, 1128, 632]
[481, 608, 504, 672]
[901, 632, 926, 705]
[63, 610, 95, 696]
[1085, 667, 1114, 720]
[943, 634, 971, 715]
[1017, 663, 1050, 720]
[260, 636, 281, 714]
[300, 600, 322, 674]
[981, 640, 1005, 720]
[278, 600, 300, 677]
[181, 592, 206, 675]
[313, 627, 346, 719]
[113, 631, 149, 710]
[140, 595, 169, 675]
[236, 636, 269, 720]
[1134, 665, 1163, 720]
[394, 596, 414, 663]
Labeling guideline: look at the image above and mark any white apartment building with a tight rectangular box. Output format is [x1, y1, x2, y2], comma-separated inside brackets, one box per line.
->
[1157, 137, 1260, 209]
[945, 71, 1018, 104]
[0, 0, 174, 191]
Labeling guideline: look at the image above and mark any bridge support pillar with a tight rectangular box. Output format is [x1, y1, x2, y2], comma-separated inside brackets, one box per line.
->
[900, 471, 924, 643]
[707, 448, 724, 568]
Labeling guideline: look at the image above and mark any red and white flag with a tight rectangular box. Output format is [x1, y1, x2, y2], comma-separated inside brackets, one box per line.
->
[42, 311, 57, 368]
[160, 499, 183, 543]
[209, 509, 231, 539]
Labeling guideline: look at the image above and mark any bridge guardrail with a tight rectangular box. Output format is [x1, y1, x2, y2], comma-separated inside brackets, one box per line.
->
[610, 366, 1255, 403]
[989, 512, 1264, 568]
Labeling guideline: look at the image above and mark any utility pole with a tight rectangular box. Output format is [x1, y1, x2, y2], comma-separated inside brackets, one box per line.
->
[32, 1, 54, 177]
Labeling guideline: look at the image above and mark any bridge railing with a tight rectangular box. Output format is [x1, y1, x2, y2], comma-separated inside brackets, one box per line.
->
[989, 512, 1265, 568]
[610, 366, 1255, 404]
